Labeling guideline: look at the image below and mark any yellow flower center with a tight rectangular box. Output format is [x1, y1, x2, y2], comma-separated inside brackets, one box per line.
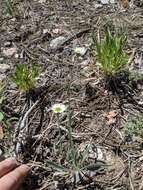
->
[54, 107, 62, 113]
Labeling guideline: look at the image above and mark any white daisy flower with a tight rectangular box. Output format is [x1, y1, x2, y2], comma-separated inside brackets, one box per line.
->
[51, 103, 66, 113]
[74, 47, 87, 56]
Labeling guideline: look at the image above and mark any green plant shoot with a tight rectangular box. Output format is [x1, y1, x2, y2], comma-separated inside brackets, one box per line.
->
[93, 29, 128, 76]
[13, 64, 39, 92]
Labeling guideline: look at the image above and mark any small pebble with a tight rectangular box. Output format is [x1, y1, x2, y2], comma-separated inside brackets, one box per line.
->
[50, 36, 66, 49]
[14, 54, 19, 58]
[4, 41, 12, 47]
[2, 47, 17, 57]
[43, 29, 49, 34]
[0, 64, 10, 73]
[0, 58, 4, 62]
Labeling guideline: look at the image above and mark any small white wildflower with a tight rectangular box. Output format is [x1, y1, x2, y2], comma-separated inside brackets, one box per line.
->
[51, 103, 66, 113]
[74, 47, 87, 56]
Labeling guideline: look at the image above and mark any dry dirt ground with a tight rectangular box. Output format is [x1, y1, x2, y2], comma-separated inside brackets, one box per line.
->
[0, 0, 143, 189]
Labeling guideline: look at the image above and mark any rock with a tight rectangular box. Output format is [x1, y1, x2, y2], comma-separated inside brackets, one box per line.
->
[10, 18, 16, 22]
[94, 3, 103, 8]
[2, 47, 17, 57]
[100, 0, 115, 4]
[52, 28, 62, 34]
[43, 29, 49, 34]
[4, 41, 12, 47]
[50, 36, 66, 49]
[0, 64, 10, 73]
[14, 54, 19, 58]
[39, 0, 46, 3]
[138, 101, 143, 105]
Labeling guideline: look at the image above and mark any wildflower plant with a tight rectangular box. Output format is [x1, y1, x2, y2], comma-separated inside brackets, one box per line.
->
[92, 29, 128, 76]
[13, 64, 39, 92]
[51, 103, 66, 114]
[49, 103, 107, 182]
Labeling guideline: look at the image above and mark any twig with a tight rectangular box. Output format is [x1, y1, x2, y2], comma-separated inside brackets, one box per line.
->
[20, 100, 39, 130]
[128, 48, 136, 65]
[15, 100, 39, 156]
[128, 158, 135, 190]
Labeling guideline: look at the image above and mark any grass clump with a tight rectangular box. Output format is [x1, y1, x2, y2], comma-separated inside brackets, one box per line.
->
[92, 29, 128, 77]
[13, 64, 39, 92]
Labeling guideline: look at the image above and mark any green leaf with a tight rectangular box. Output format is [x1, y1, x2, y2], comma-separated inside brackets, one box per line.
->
[82, 161, 108, 171]
[0, 112, 4, 122]
[80, 144, 92, 166]
[6, 117, 18, 125]
[47, 160, 67, 171]
[0, 97, 4, 105]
